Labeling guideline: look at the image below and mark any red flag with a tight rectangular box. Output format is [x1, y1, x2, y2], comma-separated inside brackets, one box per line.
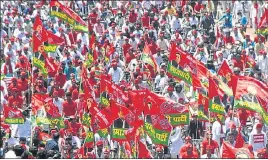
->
[235, 128, 245, 148]
[218, 60, 232, 82]
[234, 76, 268, 99]
[244, 55, 256, 69]
[32, 15, 48, 52]
[89, 34, 95, 49]
[45, 57, 59, 75]
[138, 141, 153, 159]
[31, 93, 50, 114]
[198, 93, 209, 113]
[50, 0, 87, 26]
[258, 9, 268, 28]
[209, 77, 225, 99]
[46, 30, 65, 45]
[39, 132, 51, 141]
[4, 107, 24, 119]
[169, 43, 177, 61]
[222, 141, 253, 158]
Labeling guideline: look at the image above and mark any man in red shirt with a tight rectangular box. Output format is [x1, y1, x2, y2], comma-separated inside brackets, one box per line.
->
[63, 92, 77, 117]
[238, 109, 251, 127]
[18, 72, 29, 92]
[232, 54, 244, 71]
[55, 67, 67, 88]
[201, 131, 219, 156]
[8, 88, 23, 109]
[88, 9, 98, 24]
[179, 136, 198, 156]
[224, 31, 235, 44]
[128, 8, 137, 24]
[8, 77, 22, 95]
[69, 116, 82, 137]
[122, 38, 131, 57]
[180, 144, 199, 158]
[141, 12, 150, 28]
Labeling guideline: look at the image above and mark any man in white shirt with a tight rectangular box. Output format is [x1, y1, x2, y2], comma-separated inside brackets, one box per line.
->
[257, 50, 268, 75]
[11, 117, 31, 140]
[249, 123, 267, 152]
[164, 86, 179, 102]
[52, 91, 64, 115]
[170, 14, 181, 33]
[224, 111, 241, 133]
[212, 118, 225, 147]
[93, 19, 105, 38]
[76, 32, 89, 47]
[156, 34, 170, 51]
[153, 49, 163, 66]
[169, 127, 184, 158]
[154, 69, 168, 92]
[108, 62, 124, 84]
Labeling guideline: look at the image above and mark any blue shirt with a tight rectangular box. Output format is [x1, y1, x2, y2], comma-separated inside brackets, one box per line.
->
[219, 13, 233, 28]
[64, 66, 76, 80]
[240, 16, 248, 26]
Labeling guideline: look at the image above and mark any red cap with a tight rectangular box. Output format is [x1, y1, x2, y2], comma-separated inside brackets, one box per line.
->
[256, 123, 263, 129]
[53, 91, 58, 96]
[185, 136, 192, 140]
[96, 140, 103, 146]
[167, 86, 173, 92]
[10, 37, 15, 42]
[229, 122, 236, 129]
[111, 62, 117, 67]
[160, 69, 165, 73]
[11, 77, 17, 82]
[226, 8, 230, 12]
[12, 87, 19, 92]
[21, 72, 26, 76]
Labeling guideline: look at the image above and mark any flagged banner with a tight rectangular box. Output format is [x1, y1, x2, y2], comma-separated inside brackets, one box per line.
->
[221, 141, 254, 158]
[98, 128, 109, 138]
[33, 57, 48, 77]
[165, 112, 189, 126]
[4, 107, 24, 124]
[50, 0, 88, 33]
[111, 127, 127, 142]
[217, 60, 232, 82]
[84, 131, 94, 144]
[167, 63, 192, 85]
[209, 100, 225, 115]
[82, 113, 91, 126]
[143, 122, 171, 146]
[36, 117, 65, 129]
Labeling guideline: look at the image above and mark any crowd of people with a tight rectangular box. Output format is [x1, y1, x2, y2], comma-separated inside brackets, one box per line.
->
[0, 0, 268, 159]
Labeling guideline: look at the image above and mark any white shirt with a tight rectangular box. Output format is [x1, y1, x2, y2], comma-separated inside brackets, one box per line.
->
[76, 33, 89, 47]
[11, 118, 31, 138]
[224, 117, 241, 132]
[249, 131, 267, 152]
[154, 75, 168, 90]
[62, 80, 72, 92]
[53, 97, 64, 115]
[170, 17, 181, 31]
[212, 120, 224, 146]
[169, 127, 184, 157]
[153, 54, 163, 66]
[156, 39, 170, 51]
[108, 67, 124, 84]
[164, 92, 179, 102]
[257, 56, 268, 74]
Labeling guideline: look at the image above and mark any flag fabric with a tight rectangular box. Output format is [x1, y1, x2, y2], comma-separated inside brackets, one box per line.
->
[235, 128, 245, 148]
[257, 8, 268, 35]
[234, 76, 268, 100]
[46, 30, 65, 45]
[138, 141, 153, 159]
[4, 107, 24, 124]
[218, 60, 232, 82]
[209, 77, 225, 99]
[32, 15, 48, 52]
[222, 141, 254, 158]
[244, 55, 256, 69]
[39, 132, 51, 141]
[198, 93, 209, 113]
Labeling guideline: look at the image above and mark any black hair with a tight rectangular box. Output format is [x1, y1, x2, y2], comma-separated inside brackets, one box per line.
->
[21, 151, 32, 159]
[36, 149, 47, 159]
[29, 146, 38, 157]
[66, 92, 72, 97]
[14, 145, 25, 157]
